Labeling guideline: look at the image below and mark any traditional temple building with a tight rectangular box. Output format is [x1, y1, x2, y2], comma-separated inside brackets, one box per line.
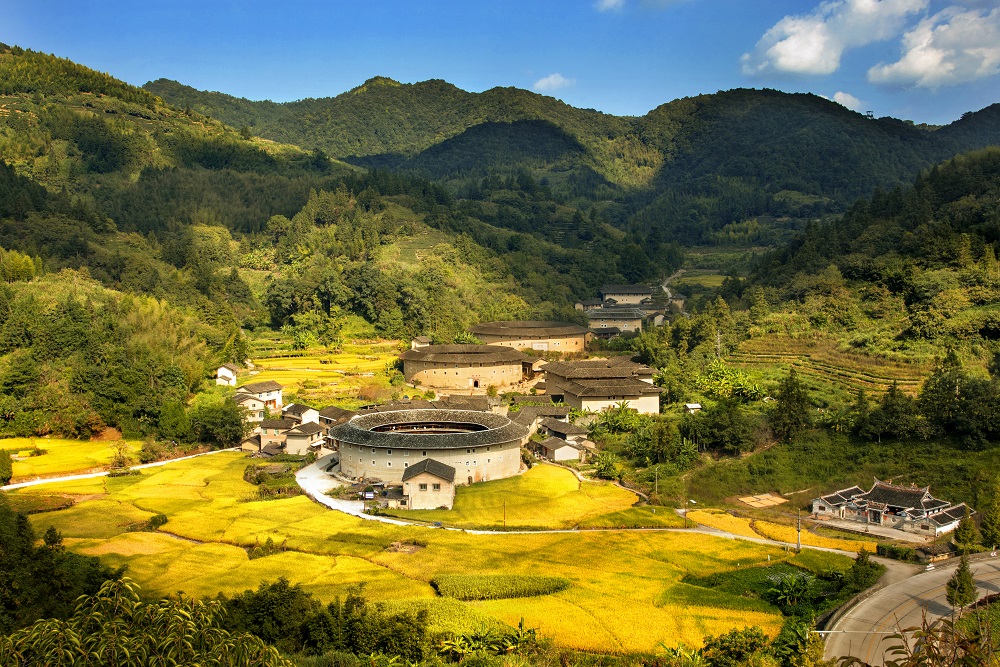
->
[811, 479, 971, 537]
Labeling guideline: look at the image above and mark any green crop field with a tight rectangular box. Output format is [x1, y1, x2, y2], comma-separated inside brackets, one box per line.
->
[383, 464, 673, 530]
[13, 452, 792, 653]
[2, 437, 142, 483]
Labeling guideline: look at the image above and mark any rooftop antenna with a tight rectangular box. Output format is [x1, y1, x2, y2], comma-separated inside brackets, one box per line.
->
[865, 111, 875, 120]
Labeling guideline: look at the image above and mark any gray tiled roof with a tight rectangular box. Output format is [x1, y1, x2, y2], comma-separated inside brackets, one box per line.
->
[402, 458, 456, 483]
[512, 405, 571, 426]
[540, 417, 588, 436]
[260, 419, 296, 430]
[287, 422, 326, 436]
[543, 359, 652, 380]
[319, 405, 356, 421]
[239, 380, 283, 393]
[399, 344, 531, 365]
[561, 378, 661, 398]
[470, 321, 590, 337]
[600, 284, 653, 296]
[538, 436, 582, 451]
[330, 409, 527, 450]
[283, 403, 316, 416]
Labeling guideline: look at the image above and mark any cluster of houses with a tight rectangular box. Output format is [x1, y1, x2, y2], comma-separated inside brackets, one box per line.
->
[574, 285, 675, 338]
[219, 310, 670, 511]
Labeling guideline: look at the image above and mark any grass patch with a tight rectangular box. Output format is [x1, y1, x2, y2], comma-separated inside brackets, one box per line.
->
[578, 506, 685, 529]
[432, 574, 570, 601]
[385, 464, 639, 529]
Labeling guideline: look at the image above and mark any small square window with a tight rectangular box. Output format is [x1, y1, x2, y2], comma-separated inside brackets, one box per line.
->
[422, 450, 427, 456]
[472, 460, 477, 465]
[372, 460, 376, 465]
[403, 462, 409, 467]
[419, 483, 428, 491]
[387, 449, 392, 455]
[371, 448, 376, 454]
[386, 462, 392, 467]
[432, 483, 441, 491]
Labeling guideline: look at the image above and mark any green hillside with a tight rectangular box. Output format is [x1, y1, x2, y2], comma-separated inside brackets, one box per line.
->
[146, 76, 1000, 253]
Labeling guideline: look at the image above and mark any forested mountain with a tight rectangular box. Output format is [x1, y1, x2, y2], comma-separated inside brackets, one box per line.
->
[0, 44, 676, 441]
[726, 147, 1000, 354]
[146, 77, 1000, 247]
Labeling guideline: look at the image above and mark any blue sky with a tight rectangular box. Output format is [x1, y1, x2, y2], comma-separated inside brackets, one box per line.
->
[5, 0, 999, 125]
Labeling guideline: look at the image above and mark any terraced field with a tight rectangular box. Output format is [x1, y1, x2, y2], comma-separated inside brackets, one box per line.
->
[12, 453, 795, 653]
[242, 336, 402, 406]
[729, 334, 930, 396]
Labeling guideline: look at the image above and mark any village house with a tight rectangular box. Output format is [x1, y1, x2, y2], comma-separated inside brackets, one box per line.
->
[586, 306, 647, 334]
[538, 417, 589, 444]
[401, 459, 457, 510]
[216, 363, 240, 387]
[534, 436, 585, 463]
[236, 380, 283, 411]
[282, 403, 319, 425]
[469, 320, 593, 355]
[600, 284, 653, 304]
[284, 421, 328, 456]
[234, 393, 268, 422]
[543, 358, 660, 414]
[400, 344, 533, 391]
[511, 404, 572, 438]
[241, 418, 296, 454]
[410, 336, 432, 350]
[811, 479, 972, 537]
[318, 405, 357, 427]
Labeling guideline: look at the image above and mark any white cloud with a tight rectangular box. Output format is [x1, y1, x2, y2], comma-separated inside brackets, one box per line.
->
[868, 6, 1000, 87]
[595, 0, 624, 11]
[533, 73, 574, 92]
[833, 91, 866, 110]
[742, 0, 928, 76]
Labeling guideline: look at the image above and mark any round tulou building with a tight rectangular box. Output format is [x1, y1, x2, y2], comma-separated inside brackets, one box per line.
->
[331, 409, 527, 486]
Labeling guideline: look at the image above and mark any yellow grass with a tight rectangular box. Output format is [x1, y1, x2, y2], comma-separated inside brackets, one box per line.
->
[393, 464, 641, 529]
[20, 452, 790, 653]
[3, 437, 141, 482]
[752, 521, 877, 553]
[688, 510, 760, 538]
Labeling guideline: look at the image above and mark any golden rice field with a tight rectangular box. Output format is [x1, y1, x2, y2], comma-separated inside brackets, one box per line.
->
[242, 339, 402, 406]
[687, 510, 761, 539]
[14, 452, 791, 653]
[752, 520, 876, 554]
[385, 464, 677, 530]
[1, 437, 142, 483]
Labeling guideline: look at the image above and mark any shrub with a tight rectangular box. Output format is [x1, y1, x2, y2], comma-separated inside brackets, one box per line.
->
[876, 543, 919, 562]
[431, 574, 570, 601]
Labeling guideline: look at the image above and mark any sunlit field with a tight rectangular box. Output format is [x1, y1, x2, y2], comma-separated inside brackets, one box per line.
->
[18, 452, 790, 653]
[383, 464, 677, 530]
[2, 437, 142, 483]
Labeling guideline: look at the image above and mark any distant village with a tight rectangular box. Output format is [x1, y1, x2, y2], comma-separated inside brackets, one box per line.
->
[220, 284, 667, 512]
[218, 284, 967, 539]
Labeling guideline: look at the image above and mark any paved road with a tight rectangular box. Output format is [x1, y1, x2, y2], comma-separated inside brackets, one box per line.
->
[824, 556, 1000, 665]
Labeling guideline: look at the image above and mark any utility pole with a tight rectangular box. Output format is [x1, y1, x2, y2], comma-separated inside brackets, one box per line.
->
[796, 508, 802, 552]
[503, 499, 506, 529]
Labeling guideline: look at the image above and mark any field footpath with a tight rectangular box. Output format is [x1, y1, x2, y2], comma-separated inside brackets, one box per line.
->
[0, 447, 240, 491]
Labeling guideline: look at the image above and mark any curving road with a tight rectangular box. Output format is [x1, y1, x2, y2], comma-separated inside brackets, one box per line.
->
[824, 556, 1000, 665]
